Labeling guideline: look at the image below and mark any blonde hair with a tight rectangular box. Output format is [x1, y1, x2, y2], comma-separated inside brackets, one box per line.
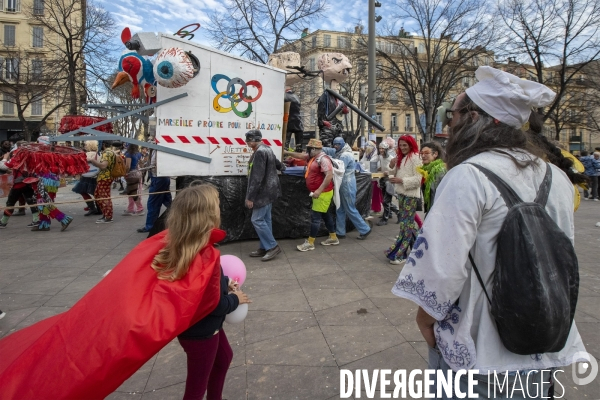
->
[152, 184, 221, 281]
[84, 140, 98, 152]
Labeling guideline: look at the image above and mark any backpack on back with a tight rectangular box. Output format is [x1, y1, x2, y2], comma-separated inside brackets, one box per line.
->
[110, 152, 127, 179]
[468, 163, 579, 355]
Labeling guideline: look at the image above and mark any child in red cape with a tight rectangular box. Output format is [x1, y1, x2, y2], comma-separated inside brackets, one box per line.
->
[0, 184, 225, 400]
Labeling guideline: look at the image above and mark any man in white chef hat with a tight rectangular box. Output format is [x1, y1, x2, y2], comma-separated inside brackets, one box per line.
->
[391, 66, 589, 399]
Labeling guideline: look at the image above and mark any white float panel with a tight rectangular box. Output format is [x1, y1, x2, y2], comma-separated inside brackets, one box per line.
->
[155, 35, 286, 176]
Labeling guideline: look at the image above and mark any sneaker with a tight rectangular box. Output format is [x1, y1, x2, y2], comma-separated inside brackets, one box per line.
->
[0, 222, 7, 229]
[320, 237, 340, 246]
[0, 310, 5, 320]
[390, 259, 403, 265]
[137, 227, 150, 233]
[122, 211, 136, 216]
[583, 197, 589, 200]
[13, 210, 26, 216]
[31, 225, 50, 231]
[376, 219, 388, 226]
[27, 221, 39, 228]
[135, 211, 145, 216]
[249, 248, 267, 257]
[594, 199, 599, 202]
[297, 240, 315, 252]
[357, 229, 372, 240]
[261, 245, 281, 261]
[96, 217, 113, 224]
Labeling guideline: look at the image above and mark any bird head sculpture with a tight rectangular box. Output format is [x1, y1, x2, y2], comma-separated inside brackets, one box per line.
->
[112, 28, 157, 104]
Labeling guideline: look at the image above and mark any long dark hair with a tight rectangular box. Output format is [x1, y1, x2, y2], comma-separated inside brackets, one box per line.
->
[526, 112, 589, 186]
[445, 94, 542, 169]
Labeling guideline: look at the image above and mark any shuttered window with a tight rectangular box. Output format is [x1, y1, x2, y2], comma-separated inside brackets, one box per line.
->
[33, 26, 43, 47]
[3, 93, 14, 115]
[31, 97, 42, 116]
[33, 0, 44, 15]
[32, 59, 42, 79]
[4, 25, 15, 47]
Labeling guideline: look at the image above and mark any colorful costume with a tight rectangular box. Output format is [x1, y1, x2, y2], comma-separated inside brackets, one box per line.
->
[0, 229, 224, 399]
[385, 136, 422, 262]
[33, 172, 73, 231]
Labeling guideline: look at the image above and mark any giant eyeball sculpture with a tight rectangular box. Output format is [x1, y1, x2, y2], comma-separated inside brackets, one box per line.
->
[153, 48, 200, 88]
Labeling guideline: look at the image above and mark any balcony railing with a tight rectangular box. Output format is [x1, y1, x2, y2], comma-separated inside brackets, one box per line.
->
[404, 126, 413, 132]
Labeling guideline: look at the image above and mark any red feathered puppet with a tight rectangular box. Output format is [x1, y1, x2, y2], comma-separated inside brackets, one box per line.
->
[0, 229, 224, 400]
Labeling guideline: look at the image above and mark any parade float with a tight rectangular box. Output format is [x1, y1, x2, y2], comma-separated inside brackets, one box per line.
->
[57, 26, 381, 241]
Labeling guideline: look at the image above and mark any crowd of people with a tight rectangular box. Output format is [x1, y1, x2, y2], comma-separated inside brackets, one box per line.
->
[0, 65, 596, 399]
[0, 139, 170, 235]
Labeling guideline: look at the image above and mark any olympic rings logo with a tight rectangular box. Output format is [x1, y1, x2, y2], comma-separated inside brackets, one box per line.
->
[211, 74, 263, 118]
[174, 23, 200, 40]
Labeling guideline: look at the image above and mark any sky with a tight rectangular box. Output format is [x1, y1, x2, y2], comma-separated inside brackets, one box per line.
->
[98, 0, 394, 50]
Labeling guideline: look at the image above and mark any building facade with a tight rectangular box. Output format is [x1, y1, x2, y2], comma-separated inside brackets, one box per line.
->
[0, 0, 82, 142]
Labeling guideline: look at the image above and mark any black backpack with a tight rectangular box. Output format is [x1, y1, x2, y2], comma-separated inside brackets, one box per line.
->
[468, 163, 579, 355]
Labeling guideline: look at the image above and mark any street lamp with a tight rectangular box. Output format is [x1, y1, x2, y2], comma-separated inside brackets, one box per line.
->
[368, 0, 382, 145]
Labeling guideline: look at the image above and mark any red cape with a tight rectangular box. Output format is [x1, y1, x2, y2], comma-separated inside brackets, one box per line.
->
[0, 229, 225, 399]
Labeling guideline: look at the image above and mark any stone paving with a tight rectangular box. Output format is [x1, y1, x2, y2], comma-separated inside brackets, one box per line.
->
[0, 183, 598, 399]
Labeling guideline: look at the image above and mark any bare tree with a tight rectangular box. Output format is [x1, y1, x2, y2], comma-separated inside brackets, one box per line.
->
[100, 73, 147, 139]
[205, 0, 327, 63]
[373, 0, 497, 142]
[498, 0, 600, 139]
[0, 47, 68, 141]
[28, 0, 118, 115]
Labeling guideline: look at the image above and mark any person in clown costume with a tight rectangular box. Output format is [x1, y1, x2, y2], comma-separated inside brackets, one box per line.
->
[27, 172, 73, 231]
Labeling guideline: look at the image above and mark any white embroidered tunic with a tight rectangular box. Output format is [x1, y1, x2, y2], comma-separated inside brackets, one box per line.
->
[392, 151, 587, 373]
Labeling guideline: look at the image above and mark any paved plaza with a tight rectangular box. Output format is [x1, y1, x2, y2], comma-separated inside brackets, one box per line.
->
[1, 184, 599, 399]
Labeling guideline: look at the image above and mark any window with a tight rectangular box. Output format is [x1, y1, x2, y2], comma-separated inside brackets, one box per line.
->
[31, 97, 42, 116]
[324, 35, 331, 47]
[376, 112, 383, 125]
[4, 25, 16, 47]
[310, 80, 315, 97]
[390, 88, 398, 104]
[463, 76, 470, 88]
[357, 59, 366, 74]
[405, 114, 412, 130]
[310, 108, 316, 125]
[418, 43, 425, 54]
[311, 35, 317, 48]
[391, 113, 397, 127]
[376, 62, 383, 78]
[3, 93, 14, 115]
[5, 58, 19, 80]
[32, 59, 42, 79]
[308, 58, 315, 70]
[33, 0, 43, 14]
[5, 0, 20, 12]
[375, 89, 383, 102]
[32, 26, 43, 48]
[337, 36, 347, 48]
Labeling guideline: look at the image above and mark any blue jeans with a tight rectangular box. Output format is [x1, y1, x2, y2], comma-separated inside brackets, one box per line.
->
[336, 185, 370, 236]
[428, 347, 553, 399]
[310, 209, 335, 238]
[144, 177, 172, 230]
[251, 203, 277, 250]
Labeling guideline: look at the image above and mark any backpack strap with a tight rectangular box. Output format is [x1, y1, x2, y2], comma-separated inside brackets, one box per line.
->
[533, 163, 552, 207]
[468, 253, 492, 305]
[467, 163, 522, 208]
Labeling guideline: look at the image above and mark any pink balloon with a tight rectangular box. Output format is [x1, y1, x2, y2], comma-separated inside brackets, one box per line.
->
[220, 255, 247, 286]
